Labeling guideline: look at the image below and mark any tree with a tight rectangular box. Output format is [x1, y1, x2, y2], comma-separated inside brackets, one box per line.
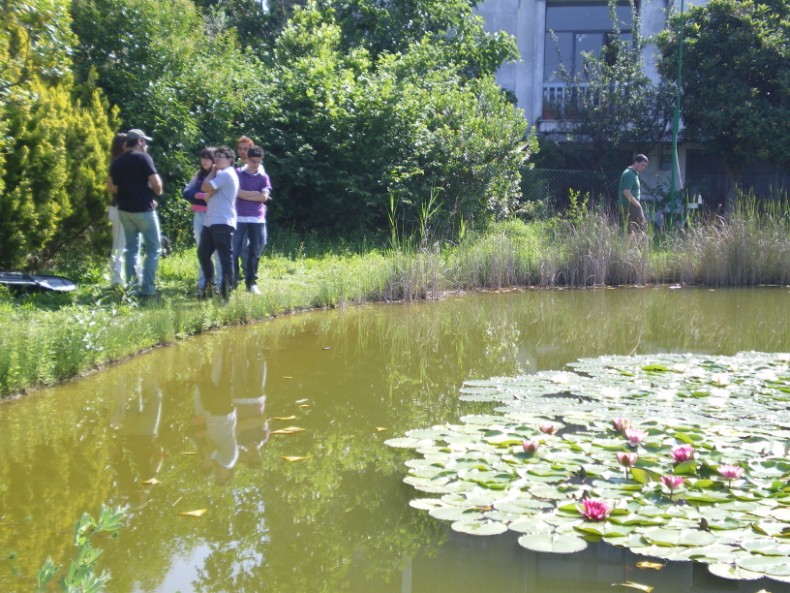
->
[260, 2, 529, 237]
[657, 0, 790, 182]
[551, 0, 675, 173]
[70, 0, 270, 247]
[0, 0, 115, 270]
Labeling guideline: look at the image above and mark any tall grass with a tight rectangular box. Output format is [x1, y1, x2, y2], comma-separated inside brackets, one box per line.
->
[1, 196, 788, 398]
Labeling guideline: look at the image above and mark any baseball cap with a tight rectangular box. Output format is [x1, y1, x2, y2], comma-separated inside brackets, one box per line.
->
[127, 129, 153, 142]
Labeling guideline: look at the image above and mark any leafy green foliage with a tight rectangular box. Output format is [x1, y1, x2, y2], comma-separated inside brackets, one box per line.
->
[37, 505, 126, 593]
[263, 2, 530, 236]
[657, 0, 790, 174]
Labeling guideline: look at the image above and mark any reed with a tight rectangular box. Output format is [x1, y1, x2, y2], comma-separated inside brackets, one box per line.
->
[1, 197, 787, 398]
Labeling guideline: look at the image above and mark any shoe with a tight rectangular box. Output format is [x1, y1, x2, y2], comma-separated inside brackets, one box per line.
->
[248, 285, 261, 295]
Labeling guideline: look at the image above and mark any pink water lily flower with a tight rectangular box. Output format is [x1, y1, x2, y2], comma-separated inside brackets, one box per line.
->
[624, 428, 648, 447]
[718, 464, 744, 484]
[539, 421, 557, 435]
[522, 440, 539, 455]
[661, 475, 684, 500]
[671, 444, 696, 463]
[580, 498, 611, 521]
[611, 418, 630, 433]
[617, 451, 639, 480]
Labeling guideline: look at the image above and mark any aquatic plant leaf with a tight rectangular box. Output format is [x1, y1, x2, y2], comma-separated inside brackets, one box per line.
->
[391, 352, 790, 582]
[517, 533, 588, 554]
[179, 509, 207, 518]
[635, 561, 664, 570]
[282, 456, 308, 462]
[614, 581, 654, 592]
[452, 520, 509, 536]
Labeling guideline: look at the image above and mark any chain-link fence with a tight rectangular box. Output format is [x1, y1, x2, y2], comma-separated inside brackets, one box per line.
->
[521, 168, 789, 216]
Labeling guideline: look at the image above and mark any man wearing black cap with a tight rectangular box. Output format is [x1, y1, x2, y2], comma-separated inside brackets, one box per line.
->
[108, 129, 163, 298]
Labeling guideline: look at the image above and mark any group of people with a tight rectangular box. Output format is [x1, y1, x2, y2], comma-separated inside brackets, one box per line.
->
[107, 132, 272, 300]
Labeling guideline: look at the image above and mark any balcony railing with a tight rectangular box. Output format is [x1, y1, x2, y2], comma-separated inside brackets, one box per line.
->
[542, 82, 589, 120]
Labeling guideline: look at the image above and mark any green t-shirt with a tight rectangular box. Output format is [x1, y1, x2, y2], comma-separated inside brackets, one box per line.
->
[618, 167, 640, 206]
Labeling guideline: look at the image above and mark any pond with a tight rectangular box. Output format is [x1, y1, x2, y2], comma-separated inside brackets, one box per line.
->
[1, 287, 788, 593]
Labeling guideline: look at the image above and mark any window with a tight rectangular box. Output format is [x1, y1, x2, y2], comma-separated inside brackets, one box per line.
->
[544, 2, 634, 83]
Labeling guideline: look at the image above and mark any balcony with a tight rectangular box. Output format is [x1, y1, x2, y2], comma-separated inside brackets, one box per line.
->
[541, 82, 589, 120]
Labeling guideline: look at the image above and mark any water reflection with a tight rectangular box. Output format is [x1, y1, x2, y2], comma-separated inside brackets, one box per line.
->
[0, 288, 788, 593]
[110, 375, 164, 502]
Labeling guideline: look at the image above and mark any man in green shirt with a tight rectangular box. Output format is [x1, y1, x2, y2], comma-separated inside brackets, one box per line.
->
[618, 154, 648, 247]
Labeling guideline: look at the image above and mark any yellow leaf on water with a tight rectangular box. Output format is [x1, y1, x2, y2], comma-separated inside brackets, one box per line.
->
[375, 427, 388, 432]
[271, 426, 306, 435]
[282, 456, 307, 462]
[635, 561, 664, 571]
[180, 509, 207, 518]
[180, 451, 198, 455]
[298, 404, 311, 409]
[615, 581, 654, 592]
[140, 477, 160, 485]
[274, 415, 297, 421]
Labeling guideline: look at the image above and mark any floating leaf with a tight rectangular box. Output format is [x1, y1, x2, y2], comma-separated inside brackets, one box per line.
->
[140, 477, 160, 485]
[180, 509, 207, 518]
[517, 533, 588, 554]
[271, 426, 306, 435]
[282, 456, 308, 462]
[614, 581, 654, 592]
[635, 561, 664, 571]
[375, 427, 388, 432]
[274, 415, 297, 421]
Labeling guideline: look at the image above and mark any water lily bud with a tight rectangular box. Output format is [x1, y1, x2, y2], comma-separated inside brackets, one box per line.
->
[522, 440, 539, 455]
[617, 452, 638, 468]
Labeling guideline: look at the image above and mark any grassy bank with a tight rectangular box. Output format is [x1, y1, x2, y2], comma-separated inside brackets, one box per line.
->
[1, 204, 788, 398]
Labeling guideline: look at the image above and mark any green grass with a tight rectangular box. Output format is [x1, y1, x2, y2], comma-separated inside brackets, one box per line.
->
[1, 203, 788, 398]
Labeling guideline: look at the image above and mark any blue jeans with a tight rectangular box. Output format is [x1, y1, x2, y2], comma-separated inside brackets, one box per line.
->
[232, 222, 267, 288]
[198, 224, 234, 298]
[192, 211, 222, 289]
[119, 209, 162, 296]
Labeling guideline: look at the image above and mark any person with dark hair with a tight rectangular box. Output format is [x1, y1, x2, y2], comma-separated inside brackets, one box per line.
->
[108, 129, 163, 298]
[618, 154, 649, 247]
[233, 145, 272, 294]
[198, 146, 239, 300]
[183, 147, 221, 293]
[107, 133, 129, 286]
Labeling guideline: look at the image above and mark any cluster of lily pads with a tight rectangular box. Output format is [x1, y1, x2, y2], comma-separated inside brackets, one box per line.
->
[387, 352, 790, 583]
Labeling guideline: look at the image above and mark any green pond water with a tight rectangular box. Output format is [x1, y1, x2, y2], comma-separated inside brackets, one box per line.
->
[1, 287, 789, 593]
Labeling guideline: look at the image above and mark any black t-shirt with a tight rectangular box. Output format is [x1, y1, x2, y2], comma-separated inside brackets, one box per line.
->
[110, 150, 158, 212]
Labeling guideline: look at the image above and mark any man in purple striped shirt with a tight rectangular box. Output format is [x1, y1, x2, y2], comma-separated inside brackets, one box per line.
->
[232, 145, 272, 294]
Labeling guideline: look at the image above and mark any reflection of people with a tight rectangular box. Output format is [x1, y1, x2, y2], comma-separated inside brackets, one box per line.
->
[183, 147, 222, 293]
[193, 346, 239, 483]
[191, 333, 270, 480]
[618, 154, 648, 247]
[233, 145, 272, 294]
[108, 129, 164, 298]
[110, 375, 164, 502]
[198, 146, 239, 300]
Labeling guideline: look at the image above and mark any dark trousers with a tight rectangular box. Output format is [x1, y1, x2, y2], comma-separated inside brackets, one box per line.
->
[232, 222, 267, 288]
[198, 224, 234, 298]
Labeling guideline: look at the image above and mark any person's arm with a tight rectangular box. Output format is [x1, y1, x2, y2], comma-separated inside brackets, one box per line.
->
[237, 189, 270, 202]
[106, 176, 117, 194]
[237, 174, 272, 202]
[148, 173, 163, 196]
[200, 167, 218, 193]
[622, 188, 640, 207]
